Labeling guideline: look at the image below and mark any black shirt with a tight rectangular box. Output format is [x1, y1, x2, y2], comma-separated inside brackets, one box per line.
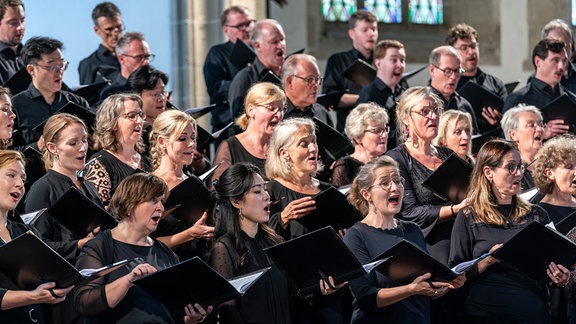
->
[428, 85, 479, 134]
[203, 41, 241, 127]
[323, 47, 373, 132]
[77, 44, 121, 85]
[503, 77, 574, 112]
[12, 83, 90, 150]
[456, 67, 508, 100]
[0, 41, 23, 85]
[284, 98, 333, 127]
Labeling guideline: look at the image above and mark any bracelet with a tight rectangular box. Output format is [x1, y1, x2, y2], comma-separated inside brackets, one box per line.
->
[450, 204, 456, 218]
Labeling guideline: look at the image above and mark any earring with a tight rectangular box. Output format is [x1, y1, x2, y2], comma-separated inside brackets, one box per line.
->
[238, 208, 245, 220]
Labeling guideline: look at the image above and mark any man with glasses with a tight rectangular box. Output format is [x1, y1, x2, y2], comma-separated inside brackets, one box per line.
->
[203, 5, 253, 137]
[281, 54, 332, 126]
[78, 1, 123, 85]
[0, 0, 25, 85]
[503, 38, 573, 139]
[428, 45, 479, 133]
[99, 31, 153, 101]
[12, 36, 90, 150]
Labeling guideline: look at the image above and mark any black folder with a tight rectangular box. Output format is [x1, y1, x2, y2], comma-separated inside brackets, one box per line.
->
[286, 48, 305, 58]
[422, 153, 473, 204]
[184, 101, 228, 119]
[259, 70, 282, 84]
[341, 59, 376, 87]
[541, 94, 576, 132]
[33, 102, 96, 135]
[505, 81, 520, 94]
[71, 81, 109, 106]
[48, 187, 117, 237]
[553, 210, 576, 236]
[164, 176, 216, 227]
[313, 117, 354, 167]
[134, 256, 269, 310]
[229, 40, 256, 70]
[294, 186, 362, 232]
[264, 226, 367, 296]
[471, 127, 503, 155]
[316, 91, 345, 110]
[196, 122, 234, 152]
[372, 239, 459, 284]
[3, 67, 31, 95]
[0, 230, 132, 289]
[491, 221, 576, 285]
[458, 82, 504, 133]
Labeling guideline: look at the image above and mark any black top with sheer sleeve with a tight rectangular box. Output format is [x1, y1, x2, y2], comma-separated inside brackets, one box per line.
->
[538, 202, 576, 225]
[210, 136, 266, 186]
[210, 231, 291, 324]
[74, 230, 180, 323]
[343, 221, 430, 324]
[448, 204, 551, 320]
[329, 155, 364, 187]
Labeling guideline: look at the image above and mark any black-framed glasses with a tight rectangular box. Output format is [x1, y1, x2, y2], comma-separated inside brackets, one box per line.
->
[370, 177, 405, 191]
[292, 75, 323, 86]
[123, 53, 155, 63]
[259, 104, 287, 115]
[497, 163, 525, 175]
[225, 19, 256, 30]
[120, 111, 144, 121]
[34, 60, 69, 73]
[364, 126, 390, 136]
[98, 23, 125, 35]
[433, 64, 465, 77]
[411, 106, 442, 119]
[456, 43, 479, 52]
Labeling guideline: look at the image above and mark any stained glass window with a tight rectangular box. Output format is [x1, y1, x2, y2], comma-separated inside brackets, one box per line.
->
[322, 0, 356, 22]
[364, 0, 402, 23]
[408, 0, 443, 24]
[572, 0, 576, 25]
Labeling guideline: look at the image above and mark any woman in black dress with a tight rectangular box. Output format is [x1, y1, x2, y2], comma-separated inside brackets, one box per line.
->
[210, 163, 291, 323]
[449, 139, 565, 323]
[210, 82, 285, 185]
[74, 173, 211, 323]
[433, 110, 474, 163]
[330, 102, 389, 187]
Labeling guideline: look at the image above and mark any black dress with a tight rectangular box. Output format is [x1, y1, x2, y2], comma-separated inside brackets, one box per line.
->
[449, 205, 551, 323]
[74, 230, 181, 323]
[210, 231, 291, 324]
[330, 156, 364, 187]
[0, 221, 48, 323]
[210, 136, 266, 185]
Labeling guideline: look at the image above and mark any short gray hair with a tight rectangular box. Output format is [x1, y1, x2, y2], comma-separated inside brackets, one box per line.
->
[500, 104, 543, 140]
[251, 19, 283, 44]
[281, 53, 318, 87]
[429, 45, 461, 66]
[345, 102, 389, 143]
[116, 31, 145, 55]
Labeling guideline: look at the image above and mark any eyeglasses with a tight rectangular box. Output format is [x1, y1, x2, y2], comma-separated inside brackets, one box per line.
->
[122, 53, 155, 63]
[120, 111, 144, 120]
[292, 75, 324, 86]
[259, 104, 287, 115]
[523, 121, 544, 129]
[364, 126, 390, 136]
[456, 43, 478, 52]
[411, 106, 442, 119]
[34, 61, 69, 74]
[497, 163, 525, 175]
[98, 23, 125, 35]
[225, 19, 256, 30]
[144, 91, 169, 100]
[433, 64, 465, 77]
[370, 177, 405, 191]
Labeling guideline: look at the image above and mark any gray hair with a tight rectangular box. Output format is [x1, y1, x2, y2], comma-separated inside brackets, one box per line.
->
[116, 31, 145, 55]
[429, 45, 461, 66]
[345, 102, 389, 143]
[281, 53, 318, 87]
[500, 104, 543, 140]
[251, 19, 284, 44]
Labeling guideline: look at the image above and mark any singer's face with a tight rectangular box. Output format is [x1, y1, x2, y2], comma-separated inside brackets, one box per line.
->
[0, 5, 24, 47]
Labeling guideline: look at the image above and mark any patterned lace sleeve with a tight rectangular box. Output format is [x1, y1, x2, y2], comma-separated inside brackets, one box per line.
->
[329, 158, 352, 187]
[84, 159, 112, 208]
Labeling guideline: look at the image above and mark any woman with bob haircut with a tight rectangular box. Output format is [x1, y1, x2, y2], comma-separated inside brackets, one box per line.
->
[74, 173, 212, 323]
[330, 102, 389, 187]
[433, 110, 474, 163]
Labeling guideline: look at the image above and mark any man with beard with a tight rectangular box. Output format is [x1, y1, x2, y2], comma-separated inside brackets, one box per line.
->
[78, 2, 123, 85]
[503, 38, 572, 139]
[356, 40, 405, 149]
[428, 45, 479, 133]
[228, 19, 285, 130]
[12, 37, 89, 150]
[323, 9, 377, 132]
[0, 0, 25, 85]
[446, 23, 506, 131]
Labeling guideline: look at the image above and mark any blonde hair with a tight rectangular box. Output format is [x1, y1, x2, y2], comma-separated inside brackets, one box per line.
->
[93, 93, 144, 153]
[533, 134, 576, 195]
[395, 86, 443, 142]
[433, 110, 473, 161]
[42, 113, 87, 170]
[149, 110, 197, 170]
[236, 82, 285, 131]
[0, 150, 24, 170]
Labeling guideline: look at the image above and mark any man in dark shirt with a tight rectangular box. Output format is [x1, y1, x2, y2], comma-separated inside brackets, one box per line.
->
[446, 23, 506, 131]
[323, 10, 378, 132]
[12, 37, 89, 150]
[428, 45, 479, 133]
[540, 19, 576, 94]
[281, 53, 332, 126]
[227, 19, 285, 128]
[77, 2, 122, 85]
[357, 40, 405, 149]
[503, 38, 571, 139]
[203, 5, 253, 133]
[0, 0, 25, 85]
